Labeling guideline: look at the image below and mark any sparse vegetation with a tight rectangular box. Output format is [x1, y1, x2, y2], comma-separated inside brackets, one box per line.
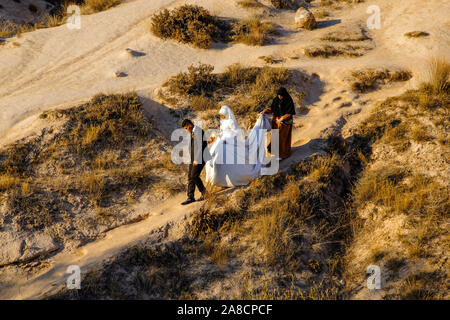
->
[81, 0, 122, 14]
[258, 55, 277, 64]
[150, 5, 279, 48]
[423, 57, 449, 95]
[51, 134, 365, 299]
[344, 72, 449, 299]
[51, 58, 449, 300]
[237, 0, 263, 9]
[404, 31, 429, 38]
[349, 68, 412, 93]
[150, 5, 229, 49]
[321, 29, 368, 42]
[231, 19, 277, 46]
[304, 44, 363, 58]
[0, 93, 183, 237]
[270, 0, 301, 10]
[0, 0, 121, 39]
[160, 63, 302, 120]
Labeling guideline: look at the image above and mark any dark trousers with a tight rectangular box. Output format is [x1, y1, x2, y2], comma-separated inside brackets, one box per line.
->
[187, 163, 205, 199]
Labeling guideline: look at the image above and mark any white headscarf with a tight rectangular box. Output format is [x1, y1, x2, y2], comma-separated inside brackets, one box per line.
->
[219, 105, 239, 138]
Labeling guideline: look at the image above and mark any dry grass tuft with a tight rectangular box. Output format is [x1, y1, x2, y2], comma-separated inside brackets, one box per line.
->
[81, 0, 122, 14]
[237, 0, 263, 8]
[350, 68, 412, 93]
[231, 19, 277, 46]
[321, 30, 368, 42]
[270, 0, 301, 10]
[423, 57, 449, 95]
[404, 31, 429, 38]
[304, 44, 362, 58]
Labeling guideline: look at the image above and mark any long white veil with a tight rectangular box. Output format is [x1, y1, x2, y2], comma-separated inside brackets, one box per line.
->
[205, 106, 272, 187]
[219, 105, 239, 139]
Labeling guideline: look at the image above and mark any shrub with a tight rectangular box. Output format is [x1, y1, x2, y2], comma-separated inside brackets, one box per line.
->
[163, 63, 291, 115]
[150, 5, 227, 49]
[164, 63, 218, 96]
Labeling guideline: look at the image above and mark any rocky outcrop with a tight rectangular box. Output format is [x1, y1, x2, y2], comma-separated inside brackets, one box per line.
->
[294, 7, 317, 30]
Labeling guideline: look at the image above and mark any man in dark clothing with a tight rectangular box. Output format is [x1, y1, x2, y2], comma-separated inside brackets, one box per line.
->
[181, 119, 210, 205]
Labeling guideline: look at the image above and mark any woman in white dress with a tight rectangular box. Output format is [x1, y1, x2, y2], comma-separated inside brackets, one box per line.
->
[205, 105, 272, 187]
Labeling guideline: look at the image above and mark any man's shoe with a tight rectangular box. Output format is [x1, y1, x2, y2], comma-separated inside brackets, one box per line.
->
[197, 194, 205, 201]
[181, 198, 195, 205]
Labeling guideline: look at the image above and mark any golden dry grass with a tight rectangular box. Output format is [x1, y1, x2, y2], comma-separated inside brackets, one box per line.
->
[0, 1, 122, 38]
[350, 68, 412, 93]
[237, 0, 263, 9]
[150, 5, 228, 49]
[162, 63, 292, 116]
[0, 92, 183, 232]
[344, 77, 449, 299]
[423, 57, 449, 95]
[81, 0, 122, 14]
[231, 19, 277, 46]
[404, 31, 429, 38]
[304, 44, 362, 58]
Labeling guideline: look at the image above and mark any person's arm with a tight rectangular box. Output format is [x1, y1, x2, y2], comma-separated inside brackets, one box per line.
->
[261, 98, 276, 114]
[261, 107, 273, 114]
[278, 100, 295, 122]
[279, 113, 293, 121]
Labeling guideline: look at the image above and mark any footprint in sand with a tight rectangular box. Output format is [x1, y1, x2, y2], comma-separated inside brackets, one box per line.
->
[76, 248, 88, 257]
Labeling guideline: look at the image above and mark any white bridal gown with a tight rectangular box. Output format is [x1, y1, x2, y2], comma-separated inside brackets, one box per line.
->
[205, 106, 272, 187]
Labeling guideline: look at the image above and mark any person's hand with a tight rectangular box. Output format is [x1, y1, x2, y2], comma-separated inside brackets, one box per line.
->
[193, 161, 198, 166]
[276, 118, 282, 126]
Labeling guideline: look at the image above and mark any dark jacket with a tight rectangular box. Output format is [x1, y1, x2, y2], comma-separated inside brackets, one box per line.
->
[190, 126, 211, 164]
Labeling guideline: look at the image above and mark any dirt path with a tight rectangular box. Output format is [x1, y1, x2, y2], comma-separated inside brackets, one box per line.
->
[0, 193, 198, 299]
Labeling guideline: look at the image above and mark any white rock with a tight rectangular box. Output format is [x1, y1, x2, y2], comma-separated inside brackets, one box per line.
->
[295, 7, 317, 30]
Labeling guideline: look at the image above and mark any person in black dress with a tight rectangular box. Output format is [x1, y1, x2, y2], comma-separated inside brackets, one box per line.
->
[261, 87, 296, 159]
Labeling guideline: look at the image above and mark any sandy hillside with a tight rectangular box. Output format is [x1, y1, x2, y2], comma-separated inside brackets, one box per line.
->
[0, 0, 448, 299]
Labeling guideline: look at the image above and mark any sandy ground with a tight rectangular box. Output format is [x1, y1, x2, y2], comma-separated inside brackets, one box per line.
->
[0, 0, 448, 299]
